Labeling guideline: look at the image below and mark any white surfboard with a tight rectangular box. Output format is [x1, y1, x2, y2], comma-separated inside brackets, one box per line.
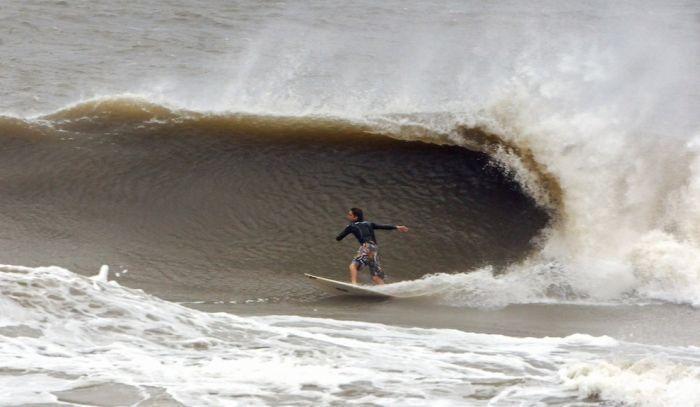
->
[304, 273, 393, 298]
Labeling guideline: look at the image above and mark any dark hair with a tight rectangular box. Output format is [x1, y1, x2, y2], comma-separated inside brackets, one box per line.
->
[350, 207, 364, 222]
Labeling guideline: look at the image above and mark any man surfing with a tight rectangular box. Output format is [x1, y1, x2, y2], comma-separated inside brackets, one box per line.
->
[336, 207, 409, 285]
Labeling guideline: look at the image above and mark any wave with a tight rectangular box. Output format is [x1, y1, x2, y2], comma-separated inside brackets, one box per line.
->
[2, 263, 699, 406]
[3, 94, 700, 308]
[0, 98, 550, 301]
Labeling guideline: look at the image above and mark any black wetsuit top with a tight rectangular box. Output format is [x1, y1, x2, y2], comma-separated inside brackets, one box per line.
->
[336, 221, 397, 244]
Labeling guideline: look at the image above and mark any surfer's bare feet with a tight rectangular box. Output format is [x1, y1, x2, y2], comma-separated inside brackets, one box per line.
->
[372, 276, 385, 285]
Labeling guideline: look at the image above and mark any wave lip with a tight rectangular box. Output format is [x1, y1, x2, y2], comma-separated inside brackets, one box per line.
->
[6, 95, 565, 212]
[31, 96, 378, 139]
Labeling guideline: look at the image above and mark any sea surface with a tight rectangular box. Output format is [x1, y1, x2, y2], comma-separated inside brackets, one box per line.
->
[1, 1, 700, 405]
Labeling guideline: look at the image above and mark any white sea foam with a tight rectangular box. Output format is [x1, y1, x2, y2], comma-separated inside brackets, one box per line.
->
[1, 264, 699, 405]
[561, 356, 700, 407]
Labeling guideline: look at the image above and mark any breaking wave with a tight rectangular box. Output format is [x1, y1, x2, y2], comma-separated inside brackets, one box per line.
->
[4, 94, 700, 307]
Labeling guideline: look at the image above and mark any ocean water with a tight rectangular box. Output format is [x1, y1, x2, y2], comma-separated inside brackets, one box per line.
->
[1, 0, 700, 405]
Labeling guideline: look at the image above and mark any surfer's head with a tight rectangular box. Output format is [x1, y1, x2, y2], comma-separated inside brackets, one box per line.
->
[348, 207, 364, 222]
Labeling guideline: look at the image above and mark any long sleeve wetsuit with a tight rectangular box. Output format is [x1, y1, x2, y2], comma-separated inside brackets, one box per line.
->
[336, 221, 397, 244]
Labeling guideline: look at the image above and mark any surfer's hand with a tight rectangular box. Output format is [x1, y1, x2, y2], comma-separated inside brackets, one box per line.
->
[397, 225, 409, 232]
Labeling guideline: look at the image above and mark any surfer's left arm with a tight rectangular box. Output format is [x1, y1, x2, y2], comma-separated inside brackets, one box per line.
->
[372, 223, 409, 232]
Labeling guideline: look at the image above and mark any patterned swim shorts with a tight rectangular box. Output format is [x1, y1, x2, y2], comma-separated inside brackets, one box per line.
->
[351, 242, 385, 279]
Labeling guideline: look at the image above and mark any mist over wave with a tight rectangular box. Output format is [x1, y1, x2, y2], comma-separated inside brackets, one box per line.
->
[180, 0, 700, 307]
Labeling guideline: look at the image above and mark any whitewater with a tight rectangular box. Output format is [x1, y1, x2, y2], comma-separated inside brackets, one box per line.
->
[2, 264, 700, 406]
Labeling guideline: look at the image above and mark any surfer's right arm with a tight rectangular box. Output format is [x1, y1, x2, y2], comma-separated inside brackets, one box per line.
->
[336, 225, 351, 241]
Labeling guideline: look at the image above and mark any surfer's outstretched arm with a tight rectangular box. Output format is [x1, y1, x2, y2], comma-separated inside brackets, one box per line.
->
[371, 223, 396, 230]
[372, 223, 409, 232]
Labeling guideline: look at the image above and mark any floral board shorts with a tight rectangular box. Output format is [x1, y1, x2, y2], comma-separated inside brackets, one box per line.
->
[351, 242, 385, 279]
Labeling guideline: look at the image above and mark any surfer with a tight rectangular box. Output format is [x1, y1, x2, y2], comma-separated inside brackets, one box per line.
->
[336, 207, 409, 285]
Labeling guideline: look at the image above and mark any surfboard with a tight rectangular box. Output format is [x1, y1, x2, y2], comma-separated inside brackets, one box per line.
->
[304, 273, 393, 298]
